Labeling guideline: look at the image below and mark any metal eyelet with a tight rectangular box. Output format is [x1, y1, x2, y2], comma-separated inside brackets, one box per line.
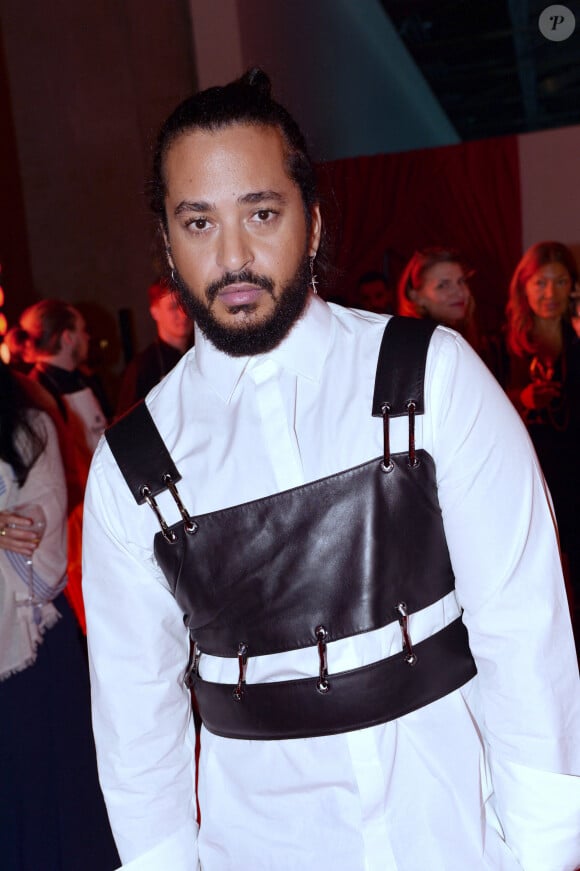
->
[380, 402, 393, 473]
[140, 485, 177, 543]
[395, 602, 418, 666]
[315, 625, 330, 693]
[184, 642, 200, 689]
[406, 400, 420, 469]
[233, 642, 248, 702]
[162, 474, 198, 534]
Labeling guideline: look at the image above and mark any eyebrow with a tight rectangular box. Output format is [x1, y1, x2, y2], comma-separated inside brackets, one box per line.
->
[173, 190, 287, 217]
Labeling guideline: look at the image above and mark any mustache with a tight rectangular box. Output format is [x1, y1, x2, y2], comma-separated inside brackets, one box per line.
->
[206, 270, 275, 303]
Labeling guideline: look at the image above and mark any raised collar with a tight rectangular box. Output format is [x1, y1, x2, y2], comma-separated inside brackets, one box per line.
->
[194, 293, 333, 403]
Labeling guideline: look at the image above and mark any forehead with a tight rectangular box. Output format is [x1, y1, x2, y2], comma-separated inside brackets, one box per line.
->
[423, 261, 463, 281]
[163, 123, 294, 202]
[529, 261, 570, 278]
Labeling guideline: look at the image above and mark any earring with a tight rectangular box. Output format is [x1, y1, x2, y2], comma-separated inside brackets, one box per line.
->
[309, 256, 318, 295]
[170, 267, 177, 286]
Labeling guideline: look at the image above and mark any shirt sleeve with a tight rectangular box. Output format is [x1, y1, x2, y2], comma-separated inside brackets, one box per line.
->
[12, 412, 68, 592]
[82, 439, 199, 870]
[426, 328, 580, 871]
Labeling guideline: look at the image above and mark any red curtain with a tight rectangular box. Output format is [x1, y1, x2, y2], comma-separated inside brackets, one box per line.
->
[316, 136, 522, 334]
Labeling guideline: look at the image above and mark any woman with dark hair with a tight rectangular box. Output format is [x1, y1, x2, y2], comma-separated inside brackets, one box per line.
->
[0, 361, 119, 870]
[397, 247, 480, 349]
[505, 240, 580, 636]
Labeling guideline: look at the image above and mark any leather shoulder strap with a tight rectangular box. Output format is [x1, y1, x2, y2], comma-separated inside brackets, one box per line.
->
[105, 402, 181, 505]
[107, 316, 437, 502]
[371, 316, 437, 418]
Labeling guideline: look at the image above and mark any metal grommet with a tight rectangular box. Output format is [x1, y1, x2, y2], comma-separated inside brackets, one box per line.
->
[380, 460, 394, 473]
[184, 519, 198, 535]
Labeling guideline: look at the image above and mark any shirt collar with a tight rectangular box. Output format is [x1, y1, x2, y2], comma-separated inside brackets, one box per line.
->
[195, 293, 333, 403]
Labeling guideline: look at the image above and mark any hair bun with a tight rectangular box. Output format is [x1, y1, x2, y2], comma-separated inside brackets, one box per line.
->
[241, 67, 272, 97]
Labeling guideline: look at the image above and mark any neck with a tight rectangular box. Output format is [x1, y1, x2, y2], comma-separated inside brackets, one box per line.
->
[37, 352, 76, 372]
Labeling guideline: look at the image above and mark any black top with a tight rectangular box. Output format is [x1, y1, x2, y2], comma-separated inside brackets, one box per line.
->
[30, 363, 110, 422]
[115, 340, 185, 417]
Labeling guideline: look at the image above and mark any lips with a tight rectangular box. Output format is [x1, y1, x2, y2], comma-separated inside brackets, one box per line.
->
[218, 285, 265, 307]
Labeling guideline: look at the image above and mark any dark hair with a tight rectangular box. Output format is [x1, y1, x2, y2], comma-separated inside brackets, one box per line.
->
[19, 299, 78, 356]
[0, 362, 46, 486]
[149, 68, 318, 233]
[357, 271, 387, 287]
[397, 247, 471, 318]
[506, 241, 578, 356]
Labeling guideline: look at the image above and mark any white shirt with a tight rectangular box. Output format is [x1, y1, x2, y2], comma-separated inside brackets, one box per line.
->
[83, 295, 580, 871]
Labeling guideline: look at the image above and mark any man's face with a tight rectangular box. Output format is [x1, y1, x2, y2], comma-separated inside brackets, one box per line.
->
[150, 293, 193, 347]
[163, 123, 321, 356]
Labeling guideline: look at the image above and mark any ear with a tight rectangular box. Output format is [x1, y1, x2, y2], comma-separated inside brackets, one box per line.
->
[408, 288, 419, 302]
[162, 229, 175, 270]
[308, 204, 322, 258]
[60, 328, 74, 349]
[149, 302, 161, 325]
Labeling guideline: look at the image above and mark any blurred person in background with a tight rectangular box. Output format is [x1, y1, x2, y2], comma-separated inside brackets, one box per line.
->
[0, 361, 119, 871]
[397, 246, 480, 350]
[356, 271, 396, 314]
[20, 299, 109, 631]
[3, 326, 35, 374]
[505, 240, 580, 642]
[116, 278, 194, 416]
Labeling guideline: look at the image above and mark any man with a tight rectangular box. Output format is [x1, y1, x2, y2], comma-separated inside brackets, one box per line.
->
[20, 299, 109, 468]
[357, 270, 396, 314]
[83, 70, 579, 871]
[21, 299, 109, 629]
[115, 278, 194, 415]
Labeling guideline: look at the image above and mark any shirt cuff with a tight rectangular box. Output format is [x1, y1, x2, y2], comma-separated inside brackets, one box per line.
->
[115, 821, 199, 871]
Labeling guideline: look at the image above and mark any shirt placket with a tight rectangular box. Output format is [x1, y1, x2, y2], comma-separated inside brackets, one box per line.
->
[248, 358, 304, 492]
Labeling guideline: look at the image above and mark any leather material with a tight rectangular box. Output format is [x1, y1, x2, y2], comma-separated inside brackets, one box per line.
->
[372, 317, 436, 417]
[106, 316, 477, 740]
[105, 401, 181, 503]
[192, 618, 476, 740]
[154, 450, 456, 658]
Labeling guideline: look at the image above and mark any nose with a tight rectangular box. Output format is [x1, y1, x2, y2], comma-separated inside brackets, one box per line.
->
[216, 223, 253, 273]
[543, 282, 555, 298]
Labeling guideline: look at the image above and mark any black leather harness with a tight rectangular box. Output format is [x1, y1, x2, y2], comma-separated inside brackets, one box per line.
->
[106, 317, 476, 740]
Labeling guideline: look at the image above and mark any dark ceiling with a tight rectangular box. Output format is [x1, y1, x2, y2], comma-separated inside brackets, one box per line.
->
[382, 0, 580, 140]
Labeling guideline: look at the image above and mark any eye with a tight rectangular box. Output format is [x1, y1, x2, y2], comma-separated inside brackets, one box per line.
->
[185, 217, 211, 233]
[252, 208, 278, 224]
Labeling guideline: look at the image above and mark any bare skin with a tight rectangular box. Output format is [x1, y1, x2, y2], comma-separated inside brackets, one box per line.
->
[0, 510, 38, 557]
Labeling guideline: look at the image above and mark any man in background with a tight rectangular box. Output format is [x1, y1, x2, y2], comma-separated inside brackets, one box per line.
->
[20, 299, 108, 630]
[116, 278, 193, 415]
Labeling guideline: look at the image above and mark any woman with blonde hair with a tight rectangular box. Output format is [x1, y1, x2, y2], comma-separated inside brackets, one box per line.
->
[397, 247, 480, 349]
[505, 240, 580, 640]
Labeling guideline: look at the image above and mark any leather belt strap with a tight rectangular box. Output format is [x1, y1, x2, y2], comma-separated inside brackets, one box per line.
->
[191, 617, 476, 740]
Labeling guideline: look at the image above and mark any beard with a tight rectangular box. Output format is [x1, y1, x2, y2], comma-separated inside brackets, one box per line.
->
[171, 256, 311, 357]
